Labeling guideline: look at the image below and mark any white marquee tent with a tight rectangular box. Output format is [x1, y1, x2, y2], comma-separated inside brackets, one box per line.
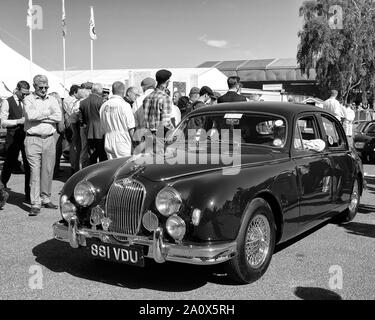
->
[0, 39, 68, 98]
[52, 68, 228, 95]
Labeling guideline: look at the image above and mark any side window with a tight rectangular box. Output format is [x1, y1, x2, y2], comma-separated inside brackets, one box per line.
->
[294, 116, 319, 152]
[321, 115, 347, 149]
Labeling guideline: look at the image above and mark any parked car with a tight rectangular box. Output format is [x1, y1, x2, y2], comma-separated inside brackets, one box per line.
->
[52, 102, 364, 284]
[353, 120, 375, 163]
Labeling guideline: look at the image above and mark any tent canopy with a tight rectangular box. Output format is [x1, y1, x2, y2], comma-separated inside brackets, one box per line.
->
[0, 39, 68, 98]
[51, 68, 228, 94]
[198, 58, 316, 82]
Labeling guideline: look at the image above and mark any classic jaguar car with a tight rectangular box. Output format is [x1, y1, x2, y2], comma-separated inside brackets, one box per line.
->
[53, 102, 364, 284]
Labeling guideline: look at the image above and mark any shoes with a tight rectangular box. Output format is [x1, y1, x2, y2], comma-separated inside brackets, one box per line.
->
[29, 207, 40, 216]
[42, 202, 58, 209]
[0, 191, 9, 209]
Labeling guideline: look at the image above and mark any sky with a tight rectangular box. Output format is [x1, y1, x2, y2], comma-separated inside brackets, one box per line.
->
[0, 0, 306, 71]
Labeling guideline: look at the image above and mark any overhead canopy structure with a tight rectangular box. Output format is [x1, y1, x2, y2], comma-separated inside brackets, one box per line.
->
[51, 68, 228, 94]
[198, 58, 317, 96]
[0, 39, 68, 98]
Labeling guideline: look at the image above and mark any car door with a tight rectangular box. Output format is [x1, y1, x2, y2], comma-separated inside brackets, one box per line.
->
[292, 113, 333, 228]
[319, 114, 354, 212]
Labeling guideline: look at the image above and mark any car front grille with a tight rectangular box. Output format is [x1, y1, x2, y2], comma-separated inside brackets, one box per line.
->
[105, 178, 146, 241]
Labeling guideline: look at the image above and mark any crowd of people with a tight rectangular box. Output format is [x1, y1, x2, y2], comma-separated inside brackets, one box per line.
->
[0, 71, 247, 215]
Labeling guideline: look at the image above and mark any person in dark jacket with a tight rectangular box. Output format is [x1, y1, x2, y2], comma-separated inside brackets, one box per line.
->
[0, 81, 31, 203]
[217, 76, 247, 103]
[79, 83, 107, 166]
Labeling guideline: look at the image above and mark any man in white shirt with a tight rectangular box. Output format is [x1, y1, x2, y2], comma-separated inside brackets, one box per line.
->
[343, 103, 355, 147]
[100, 81, 135, 159]
[24, 75, 62, 216]
[132, 77, 156, 130]
[323, 90, 345, 121]
[172, 91, 182, 126]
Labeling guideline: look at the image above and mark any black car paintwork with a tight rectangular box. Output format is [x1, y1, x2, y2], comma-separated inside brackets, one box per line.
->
[353, 120, 375, 162]
[61, 102, 363, 246]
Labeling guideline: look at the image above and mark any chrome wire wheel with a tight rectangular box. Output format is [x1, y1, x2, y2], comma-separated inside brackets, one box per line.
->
[245, 214, 271, 269]
[348, 180, 359, 214]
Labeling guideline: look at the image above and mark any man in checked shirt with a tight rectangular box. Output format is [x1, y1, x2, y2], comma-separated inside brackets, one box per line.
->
[142, 69, 174, 155]
[143, 69, 174, 132]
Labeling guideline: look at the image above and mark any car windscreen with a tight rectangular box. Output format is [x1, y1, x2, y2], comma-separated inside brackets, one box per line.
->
[175, 112, 287, 148]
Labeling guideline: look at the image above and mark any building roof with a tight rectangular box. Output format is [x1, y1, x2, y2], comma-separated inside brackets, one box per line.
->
[197, 58, 316, 82]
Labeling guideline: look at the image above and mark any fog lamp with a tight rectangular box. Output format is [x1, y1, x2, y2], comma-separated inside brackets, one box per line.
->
[60, 195, 76, 222]
[74, 181, 95, 207]
[166, 215, 186, 241]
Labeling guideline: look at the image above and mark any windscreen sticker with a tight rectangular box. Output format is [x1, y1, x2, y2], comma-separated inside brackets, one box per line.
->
[224, 113, 243, 119]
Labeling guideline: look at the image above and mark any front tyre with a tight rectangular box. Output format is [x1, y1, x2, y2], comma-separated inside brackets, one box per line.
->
[225, 198, 276, 284]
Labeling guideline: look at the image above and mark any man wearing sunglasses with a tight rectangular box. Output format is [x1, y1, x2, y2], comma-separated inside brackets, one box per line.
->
[0, 81, 31, 204]
[23, 75, 62, 216]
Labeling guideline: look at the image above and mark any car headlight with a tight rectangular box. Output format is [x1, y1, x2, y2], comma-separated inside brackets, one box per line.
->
[74, 181, 96, 207]
[60, 194, 76, 221]
[155, 186, 182, 216]
[354, 142, 365, 149]
[166, 215, 186, 241]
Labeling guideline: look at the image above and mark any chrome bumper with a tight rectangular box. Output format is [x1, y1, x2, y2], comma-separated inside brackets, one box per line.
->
[52, 217, 237, 265]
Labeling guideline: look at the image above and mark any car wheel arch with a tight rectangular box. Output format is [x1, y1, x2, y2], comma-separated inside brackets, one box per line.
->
[240, 191, 283, 244]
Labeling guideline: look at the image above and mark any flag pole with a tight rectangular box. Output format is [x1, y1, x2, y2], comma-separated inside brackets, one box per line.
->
[29, 0, 33, 84]
[90, 6, 94, 78]
[62, 0, 66, 97]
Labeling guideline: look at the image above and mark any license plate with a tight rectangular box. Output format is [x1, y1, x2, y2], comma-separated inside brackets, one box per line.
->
[88, 241, 144, 267]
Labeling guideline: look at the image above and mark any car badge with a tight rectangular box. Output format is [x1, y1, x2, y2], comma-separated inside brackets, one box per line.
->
[90, 205, 104, 228]
[101, 217, 112, 231]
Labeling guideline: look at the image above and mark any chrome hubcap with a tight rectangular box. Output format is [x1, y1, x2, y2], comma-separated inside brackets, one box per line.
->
[245, 214, 270, 269]
[349, 181, 359, 213]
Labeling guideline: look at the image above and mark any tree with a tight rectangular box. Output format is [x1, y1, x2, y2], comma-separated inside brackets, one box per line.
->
[297, 0, 375, 105]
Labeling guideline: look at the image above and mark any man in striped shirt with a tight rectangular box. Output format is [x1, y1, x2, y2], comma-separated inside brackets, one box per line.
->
[143, 69, 174, 134]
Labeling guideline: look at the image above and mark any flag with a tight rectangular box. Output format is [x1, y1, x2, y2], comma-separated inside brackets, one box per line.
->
[89, 6, 97, 40]
[26, 0, 43, 30]
[26, 0, 33, 28]
[62, 0, 67, 37]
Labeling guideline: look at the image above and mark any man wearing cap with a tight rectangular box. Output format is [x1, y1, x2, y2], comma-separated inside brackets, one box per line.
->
[143, 69, 174, 134]
[133, 78, 156, 130]
[23, 75, 62, 216]
[0, 80, 31, 203]
[217, 76, 247, 103]
[187, 86, 215, 113]
[189, 87, 200, 105]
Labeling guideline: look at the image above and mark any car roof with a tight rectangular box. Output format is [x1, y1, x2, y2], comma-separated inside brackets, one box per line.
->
[189, 101, 328, 119]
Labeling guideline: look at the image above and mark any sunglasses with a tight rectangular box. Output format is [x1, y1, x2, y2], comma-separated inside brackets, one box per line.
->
[36, 85, 49, 90]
